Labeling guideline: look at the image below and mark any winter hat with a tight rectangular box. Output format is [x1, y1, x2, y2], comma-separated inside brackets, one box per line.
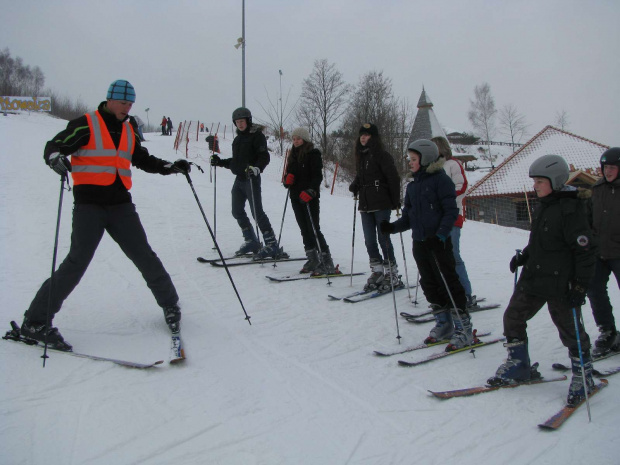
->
[359, 123, 378, 137]
[107, 80, 136, 102]
[291, 127, 311, 142]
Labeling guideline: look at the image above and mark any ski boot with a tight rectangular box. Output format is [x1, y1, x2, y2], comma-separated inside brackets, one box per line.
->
[592, 326, 620, 358]
[378, 261, 403, 292]
[300, 248, 320, 274]
[363, 259, 385, 291]
[312, 251, 340, 276]
[567, 349, 595, 406]
[445, 312, 474, 352]
[20, 317, 72, 351]
[466, 294, 478, 309]
[235, 227, 261, 256]
[253, 230, 289, 260]
[487, 339, 541, 386]
[163, 304, 181, 333]
[424, 306, 453, 344]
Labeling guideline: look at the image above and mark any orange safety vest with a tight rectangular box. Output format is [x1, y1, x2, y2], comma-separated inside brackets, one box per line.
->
[71, 111, 135, 189]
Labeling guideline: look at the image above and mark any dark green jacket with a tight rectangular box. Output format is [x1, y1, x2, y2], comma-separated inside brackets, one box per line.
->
[516, 188, 597, 298]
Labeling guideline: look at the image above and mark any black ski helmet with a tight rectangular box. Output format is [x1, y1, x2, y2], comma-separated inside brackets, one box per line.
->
[407, 139, 439, 167]
[600, 147, 620, 172]
[528, 154, 569, 191]
[232, 107, 252, 126]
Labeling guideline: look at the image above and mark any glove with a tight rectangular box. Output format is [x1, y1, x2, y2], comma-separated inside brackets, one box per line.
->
[299, 189, 316, 203]
[348, 182, 359, 195]
[426, 235, 445, 252]
[210, 154, 221, 166]
[509, 252, 527, 273]
[284, 173, 295, 186]
[247, 166, 260, 177]
[379, 220, 395, 234]
[171, 159, 191, 174]
[567, 283, 587, 307]
[48, 152, 72, 176]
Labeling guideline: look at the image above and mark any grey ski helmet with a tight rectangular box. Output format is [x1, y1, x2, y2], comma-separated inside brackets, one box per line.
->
[232, 107, 252, 126]
[600, 147, 620, 172]
[528, 154, 569, 191]
[407, 139, 439, 167]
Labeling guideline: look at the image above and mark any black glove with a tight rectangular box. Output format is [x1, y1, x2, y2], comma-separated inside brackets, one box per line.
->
[426, 234, 446, 252]
[567, 282, 587, 307]
[210, 154, 221, 167]
[349, 182, 359, 195]
[509, 252, 527, 273]
[48, 152, 72, 176]
[379, 220, 395, 234]
[171, 159, 191, 174]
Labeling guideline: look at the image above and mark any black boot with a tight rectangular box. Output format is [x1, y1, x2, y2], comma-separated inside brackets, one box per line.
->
[20, 318, 72, 351]
[300, 248, 320, 274]
[163, 304, 181, 333]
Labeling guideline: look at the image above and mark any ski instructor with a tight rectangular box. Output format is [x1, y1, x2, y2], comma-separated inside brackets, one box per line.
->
[19, 79, 191, 351]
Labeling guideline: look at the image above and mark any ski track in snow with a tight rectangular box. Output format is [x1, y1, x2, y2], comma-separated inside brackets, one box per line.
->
[1, 113, 618, 464]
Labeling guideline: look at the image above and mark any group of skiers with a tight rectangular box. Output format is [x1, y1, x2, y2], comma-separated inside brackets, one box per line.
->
[14, 79, 620, 409]
[161, 116, 173, 136]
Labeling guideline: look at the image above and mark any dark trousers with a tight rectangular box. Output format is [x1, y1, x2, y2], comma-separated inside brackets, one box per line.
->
[360, 210, 395, 263]
[503, 290, 591, 354]
[231, 176, 273, 235]
[587, 257, 620, 331]
[291, 196, 328, 252]
[25, 203, 178, 324]
[412, 239, 467, 312]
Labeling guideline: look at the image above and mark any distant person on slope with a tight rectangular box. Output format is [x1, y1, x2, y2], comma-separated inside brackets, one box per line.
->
[161, 116, 167, 136]
[431, 136, 477, 308]
[381, 139, 472, 351]
[210, 107, 288, 260]
[166, 117, 173, 136]
[19, 79, 191, 351]
[284, 127, 337, 275]
[487, 154, 597, 406]
[587, 148, 620, 357]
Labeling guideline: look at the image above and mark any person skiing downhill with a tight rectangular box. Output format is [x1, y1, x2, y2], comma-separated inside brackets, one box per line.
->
[381, 139, 473, 351]
[284, 127, 337, 275]
[348, 123, 401, 291]
[210, 107, 288, 260]
[487, 154, 597, 406]
[19, 80, 190, 351]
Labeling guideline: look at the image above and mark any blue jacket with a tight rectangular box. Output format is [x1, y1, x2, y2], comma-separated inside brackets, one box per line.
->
[392, 159, 458, 241]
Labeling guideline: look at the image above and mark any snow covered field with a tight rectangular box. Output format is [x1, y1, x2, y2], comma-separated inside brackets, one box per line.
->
[1, 112, 617, 465]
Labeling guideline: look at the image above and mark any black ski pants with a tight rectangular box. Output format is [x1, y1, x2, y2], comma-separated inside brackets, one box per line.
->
[290, 196, 329, 253]
[412, 238, 468, 313]
[25, 203, 179, 324]
[503, 290, 591, 355]
[231, 175, 273, 235]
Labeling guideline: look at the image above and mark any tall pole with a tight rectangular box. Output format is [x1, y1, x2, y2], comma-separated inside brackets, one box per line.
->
[241, 0, 246, 107]
[279, 69, 283, 157]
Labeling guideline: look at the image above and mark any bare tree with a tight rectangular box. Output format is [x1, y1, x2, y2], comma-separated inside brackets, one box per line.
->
[468, 82, 497, 167]
[554, 110, 570, 131]
[499, 103, 529, 151]
[298, 59, 352, 166]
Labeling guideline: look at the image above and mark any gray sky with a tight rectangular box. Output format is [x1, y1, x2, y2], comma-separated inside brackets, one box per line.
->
[2, 0, 619, 146]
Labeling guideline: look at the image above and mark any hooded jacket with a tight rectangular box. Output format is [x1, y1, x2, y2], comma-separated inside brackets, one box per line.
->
[391, 159, 458, 242]
[516, 188, 597, 298]
[591, 176, 620, 259]
[220, 125, 270, 179]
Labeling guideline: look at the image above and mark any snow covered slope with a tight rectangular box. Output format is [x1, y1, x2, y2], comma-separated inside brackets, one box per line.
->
[1, 112, 617, 465]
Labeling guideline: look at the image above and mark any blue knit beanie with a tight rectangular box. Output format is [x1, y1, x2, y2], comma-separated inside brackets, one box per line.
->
[107, 80, 136, 102]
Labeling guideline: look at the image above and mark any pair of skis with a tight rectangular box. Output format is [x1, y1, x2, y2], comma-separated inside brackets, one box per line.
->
[3, 321, 184, 369]
[328, 284, 416, 303]
[197, 255, 305, 267]
[399, 301, 501, 324]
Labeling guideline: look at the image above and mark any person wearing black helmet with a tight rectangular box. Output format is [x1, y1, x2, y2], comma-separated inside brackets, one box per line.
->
[587, 147, 620, 357]
[210, 107, 288, 259]
[381, 139, 471, 351]
[487, 154, 597, 406]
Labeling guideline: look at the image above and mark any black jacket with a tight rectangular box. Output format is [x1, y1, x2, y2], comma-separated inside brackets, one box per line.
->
[285, 143, 323, 199]
[220, 125, 270, 179]
[350, 147, 400, 212]
[516, 188, 597, 298]
[591, 176, 620, 260]
[44, 102, 172, 205]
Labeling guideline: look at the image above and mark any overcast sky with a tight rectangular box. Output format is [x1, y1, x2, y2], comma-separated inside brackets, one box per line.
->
[3, 0, 619, 146]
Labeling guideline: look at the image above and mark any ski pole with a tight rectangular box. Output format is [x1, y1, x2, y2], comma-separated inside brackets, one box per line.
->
[272, 190, 290, 268]
[305, 202, 331, 285]
[431, 249, 475, 356]
[398, 231, 411, 301]
[42, 173, 70, 367]
[383, 235, 402, 344]
[247, 170, 262, 246]
[571, 304, 592, 421]
[350, 196, 358, 287]
[514, 249, 522, 291]
[412, 271, 420, 305]
[183, 166, 252, 325]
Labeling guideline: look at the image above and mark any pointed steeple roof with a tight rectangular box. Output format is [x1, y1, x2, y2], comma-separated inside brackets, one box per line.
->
[407, 88, 448, 146]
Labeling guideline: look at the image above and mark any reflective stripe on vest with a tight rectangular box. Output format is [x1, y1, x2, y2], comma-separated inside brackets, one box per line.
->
[71, 111, 135, 189]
